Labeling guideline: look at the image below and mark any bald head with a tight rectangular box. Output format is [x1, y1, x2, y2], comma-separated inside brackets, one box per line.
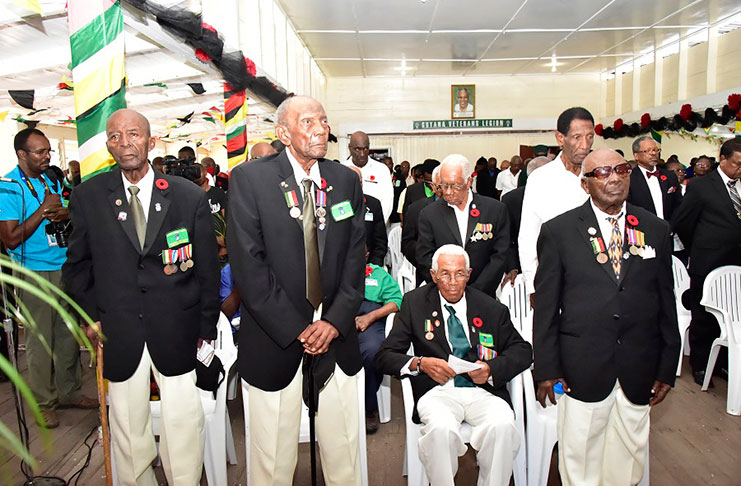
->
[580, 148, 630, 214]
[106, 108, 150, 137]
[105, 108, 155, 178]
[581, 148, 623, 176]
[526, 156, 550, 176]
[349, 131, 370, 167]
[250, 142, 278, 160]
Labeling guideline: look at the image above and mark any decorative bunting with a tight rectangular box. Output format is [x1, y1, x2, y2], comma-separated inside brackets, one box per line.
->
[224, 83, 248, 169]
[8, 90, 35, 110]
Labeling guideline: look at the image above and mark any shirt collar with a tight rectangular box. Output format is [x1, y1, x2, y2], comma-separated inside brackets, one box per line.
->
[639, 165, 659, 177]
[447, 190, 472, 213]
[121, 164, 154, 194]
[589, 198, 626, 222]
[286, 148, 322, 190]
[718, 167, 737, 186]
[439, 292, 467, 317]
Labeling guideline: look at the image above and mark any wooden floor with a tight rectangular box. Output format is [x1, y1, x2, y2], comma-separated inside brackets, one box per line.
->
[1, 355, 740, 485]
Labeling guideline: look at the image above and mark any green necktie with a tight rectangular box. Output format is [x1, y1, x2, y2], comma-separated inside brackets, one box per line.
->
[302, 179, 322, 310]
[128, 185, 146, 249]
[444, 304, 474, 388]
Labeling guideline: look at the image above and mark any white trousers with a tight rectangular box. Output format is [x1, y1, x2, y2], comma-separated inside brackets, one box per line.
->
[108, 345, 205, 486]
[243, 363, 361, 486]
[417, 386, 520, 486]
[557, 381, 650, 486]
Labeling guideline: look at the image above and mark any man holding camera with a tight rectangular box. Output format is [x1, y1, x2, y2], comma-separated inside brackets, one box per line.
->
[0, 128, 95, 429]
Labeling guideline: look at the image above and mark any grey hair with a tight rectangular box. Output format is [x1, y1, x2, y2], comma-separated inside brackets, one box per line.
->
[440, 154, 471, 181]
[432, 244, 470, 273]
[275, 95, 320, 127]
[527, 156, 551, 176]
[632, 135, 654, 154]
[431, 166, 441, 183]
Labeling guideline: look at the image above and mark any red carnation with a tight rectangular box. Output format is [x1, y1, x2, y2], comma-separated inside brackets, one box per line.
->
[155, 179, 169, 190]
[640, 113, 651, 129]
[365, 266, 373, 277]
[470, 208, 480, 217]
[472, 171, 478, 178]
[613, 118, 624, 131]
[595, 124, 603, 136]
[244, 57, 257, 77]
[321, 178, 327, 189]
[627, 215, 639, 226]
[727, 93, 741, 112]
[202, 22, 217, 33]
[195, 49, 211, 62]
[680, 104, 692, 121]
[473, 317, 483, 328]
[660, 174, 667, 181]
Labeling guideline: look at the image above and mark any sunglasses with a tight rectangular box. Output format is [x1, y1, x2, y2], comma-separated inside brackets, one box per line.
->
[583, 162, 632, 179]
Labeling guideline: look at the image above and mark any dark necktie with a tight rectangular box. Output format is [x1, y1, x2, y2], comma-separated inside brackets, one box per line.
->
[302, 179, 322, 310]
[128, 186, 146, 249]
[728, 180, 741, 221]
[444, 305, 474, 388]
[607, 215, 623, 279]
[646, 170, 659, 178]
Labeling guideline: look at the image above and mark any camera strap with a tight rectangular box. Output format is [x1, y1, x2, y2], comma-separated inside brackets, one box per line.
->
[17, 167, 51, 205]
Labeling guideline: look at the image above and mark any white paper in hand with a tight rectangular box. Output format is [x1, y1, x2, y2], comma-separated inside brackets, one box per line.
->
[448, 355, 483, 374]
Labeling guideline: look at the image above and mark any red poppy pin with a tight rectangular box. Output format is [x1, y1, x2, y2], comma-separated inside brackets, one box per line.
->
[321, 178, 327, 189]
[660, 175, 667, 181]
[155, 179, 168, 190]
[473, 317, 483, 328]
[470, 208, 480, 217]
[365, 266, 373, 277]
[370, 175, 376, 181]
[627, 215, 639, 226]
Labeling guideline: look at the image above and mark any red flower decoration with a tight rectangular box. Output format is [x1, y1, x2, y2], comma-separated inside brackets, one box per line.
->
[640, 113, 651, 129]
[365, 266, 373, 277]
[473, 317, 483, 328]
[680, 104, 693, 121]
[244, 56, 257, 77]
[470, 208, 480, 217]
[321, 178, 327, 189]
[195, 49, 211, 62]
[155, 179, 169, 190]
[202, 22, 217, 32]
[660, 174, 667, 181]
[595, 124, 603, 136]
[613, 118, 624, 131]
[472, 171, 478, 178]
[728, 93, 741, 112]
[370, 175, 376, 181]
[627, 215, 639, 226]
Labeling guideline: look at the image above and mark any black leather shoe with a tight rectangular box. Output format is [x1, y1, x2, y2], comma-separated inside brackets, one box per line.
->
[713, 367, 729, 381]
[365, 411, 379, 435]
[693, 370, 714, 388]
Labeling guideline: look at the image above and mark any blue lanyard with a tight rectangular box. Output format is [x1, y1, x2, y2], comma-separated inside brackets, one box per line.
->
[17, 168, 50, 204]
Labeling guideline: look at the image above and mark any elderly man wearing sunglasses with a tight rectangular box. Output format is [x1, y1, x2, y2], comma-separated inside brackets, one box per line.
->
[533, 148, 679, 486]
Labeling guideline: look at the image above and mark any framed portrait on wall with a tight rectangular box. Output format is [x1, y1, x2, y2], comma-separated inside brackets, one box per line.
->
[451, 84, 475, 119]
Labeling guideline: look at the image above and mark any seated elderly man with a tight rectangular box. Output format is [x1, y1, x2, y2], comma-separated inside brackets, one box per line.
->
[376, 244, 532, 486]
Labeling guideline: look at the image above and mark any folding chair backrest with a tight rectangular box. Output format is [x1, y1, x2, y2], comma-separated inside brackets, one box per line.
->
[499, 274, 532, 343]
[701, 266, 741, 344]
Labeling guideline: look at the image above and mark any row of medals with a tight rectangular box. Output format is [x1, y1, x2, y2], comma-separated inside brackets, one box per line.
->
[472, 231, 493, 241]
[289, 206, 328, 231]
[164, 259, 194, 275]
[595, 244, 643, 264]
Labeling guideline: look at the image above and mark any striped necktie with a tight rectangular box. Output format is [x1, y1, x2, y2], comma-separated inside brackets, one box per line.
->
[728, 180, 741, 221]
[607, 214, 623, 279]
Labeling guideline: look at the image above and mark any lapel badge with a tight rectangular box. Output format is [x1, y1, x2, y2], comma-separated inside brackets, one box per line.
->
[432, 310, 438, 317]
[280, 181, 289, 188]
[587, 227, 597, 236]
[117, 211, 127, 221]
[115, 199, 122, 207]
[155, 202, 161, 212]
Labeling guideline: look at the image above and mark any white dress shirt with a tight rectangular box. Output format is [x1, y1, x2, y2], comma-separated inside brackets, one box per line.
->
[448, 190, 473, 245]
[286, 148, 322, 202]
[638, 165, 664, 219]
[122, 164, 155, 222]
[718, 167, 741, 202]
[342, 159, 394, 223]
[590, 199, 626, 244]
[495, 169, 520, 197]
[518, 153, 589, 294]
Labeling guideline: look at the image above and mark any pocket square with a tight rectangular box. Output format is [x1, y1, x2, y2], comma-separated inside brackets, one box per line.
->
[667, 186, 677, 194]
[640, 245, 656, 259]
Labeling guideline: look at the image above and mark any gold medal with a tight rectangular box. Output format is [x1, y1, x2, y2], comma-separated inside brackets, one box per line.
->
[164, 264, 177, 275]
[596, 253, 608, 264]
[316, 207, 326, 218]
[186, 259, 194, 269]
[180, 261, 188, 272]
[289, 207, 301, 219]
[629, 245, 639, 256]
[425, 331, 434, 341]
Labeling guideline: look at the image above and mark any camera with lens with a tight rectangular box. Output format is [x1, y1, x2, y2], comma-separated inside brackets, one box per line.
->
[163, 155, 201, 182]
[46, 220, 71, 248]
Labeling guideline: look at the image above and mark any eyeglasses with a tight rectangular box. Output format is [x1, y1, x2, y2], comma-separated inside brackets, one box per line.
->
[583, 162, 632, 179]
[438, 183, 467, 192]
[636, 148, 661, 154]
[437, 272, 469, 283]
[24, 148, 54, 156]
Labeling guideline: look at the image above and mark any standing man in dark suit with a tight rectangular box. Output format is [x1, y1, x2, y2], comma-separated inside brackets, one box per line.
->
[401, 166, 440, 274]
[534, 148, 679, 485]
[673, 138, 741, 386]
[627, 136, 683, 221]
[227, 96, 366, 485]
[401, 158, 439, 222]
[476, 156, 500, 199]
[63, 109, 220, 486]
[376, 244, 531, 485]
[347, 165, 387, 266]
[417, 154, 510, 298]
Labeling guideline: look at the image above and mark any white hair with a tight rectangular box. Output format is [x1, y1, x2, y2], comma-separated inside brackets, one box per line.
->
[275, 95, 321, 126]
[432, 244, 470, 273]
[527, 156, 551, 176]
[431, 166, 441, 183]
[440, 154, 471, 181]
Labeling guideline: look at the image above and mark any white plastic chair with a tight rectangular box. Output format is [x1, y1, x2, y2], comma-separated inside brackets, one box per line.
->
[396, 256, 418, 294]
[387, 225, 403, 280]
[522, 368, 558, 486]
[672, 256, 692, 375]
[376, 313, 395, 424]
[243, 372, 370, 486]
[499, 274, 532, 344]
[699, 265, 741, 415]
[400, 371, 527, 486]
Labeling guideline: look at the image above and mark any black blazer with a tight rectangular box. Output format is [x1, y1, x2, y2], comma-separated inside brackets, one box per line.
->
[476, 168, 499, 199]
[401, 196, 434, 269]
[673, 169, 741, 280]
[402, 182, 431, 219]
[63, 168, 220, 381]
[375, 284, 532, 422]
[417, 194, 510, 297]
[627, 167, 683, 221]
[501, 186, 525, 272]
[364, 194, 387, 266]
[226, 151, 365, 391]
[533, 201, 679, 405]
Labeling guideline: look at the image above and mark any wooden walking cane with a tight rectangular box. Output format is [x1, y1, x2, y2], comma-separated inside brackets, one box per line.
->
[96, 344, 113, 486]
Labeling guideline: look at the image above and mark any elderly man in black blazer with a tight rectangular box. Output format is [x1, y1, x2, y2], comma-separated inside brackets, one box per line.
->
[417, 154, 510, 297]
[673, 138, 741, 386]
[534, 148, 679, 486]
[376, 244, 531, 486]
[227, 96, 366, 485]
[64, 109, 220, 485]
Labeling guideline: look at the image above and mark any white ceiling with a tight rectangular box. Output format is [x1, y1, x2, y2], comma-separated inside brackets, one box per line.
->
[276, 0, 741, 77]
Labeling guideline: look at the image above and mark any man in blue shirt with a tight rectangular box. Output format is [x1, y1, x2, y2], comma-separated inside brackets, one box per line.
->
[0, 128, 96, 428]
